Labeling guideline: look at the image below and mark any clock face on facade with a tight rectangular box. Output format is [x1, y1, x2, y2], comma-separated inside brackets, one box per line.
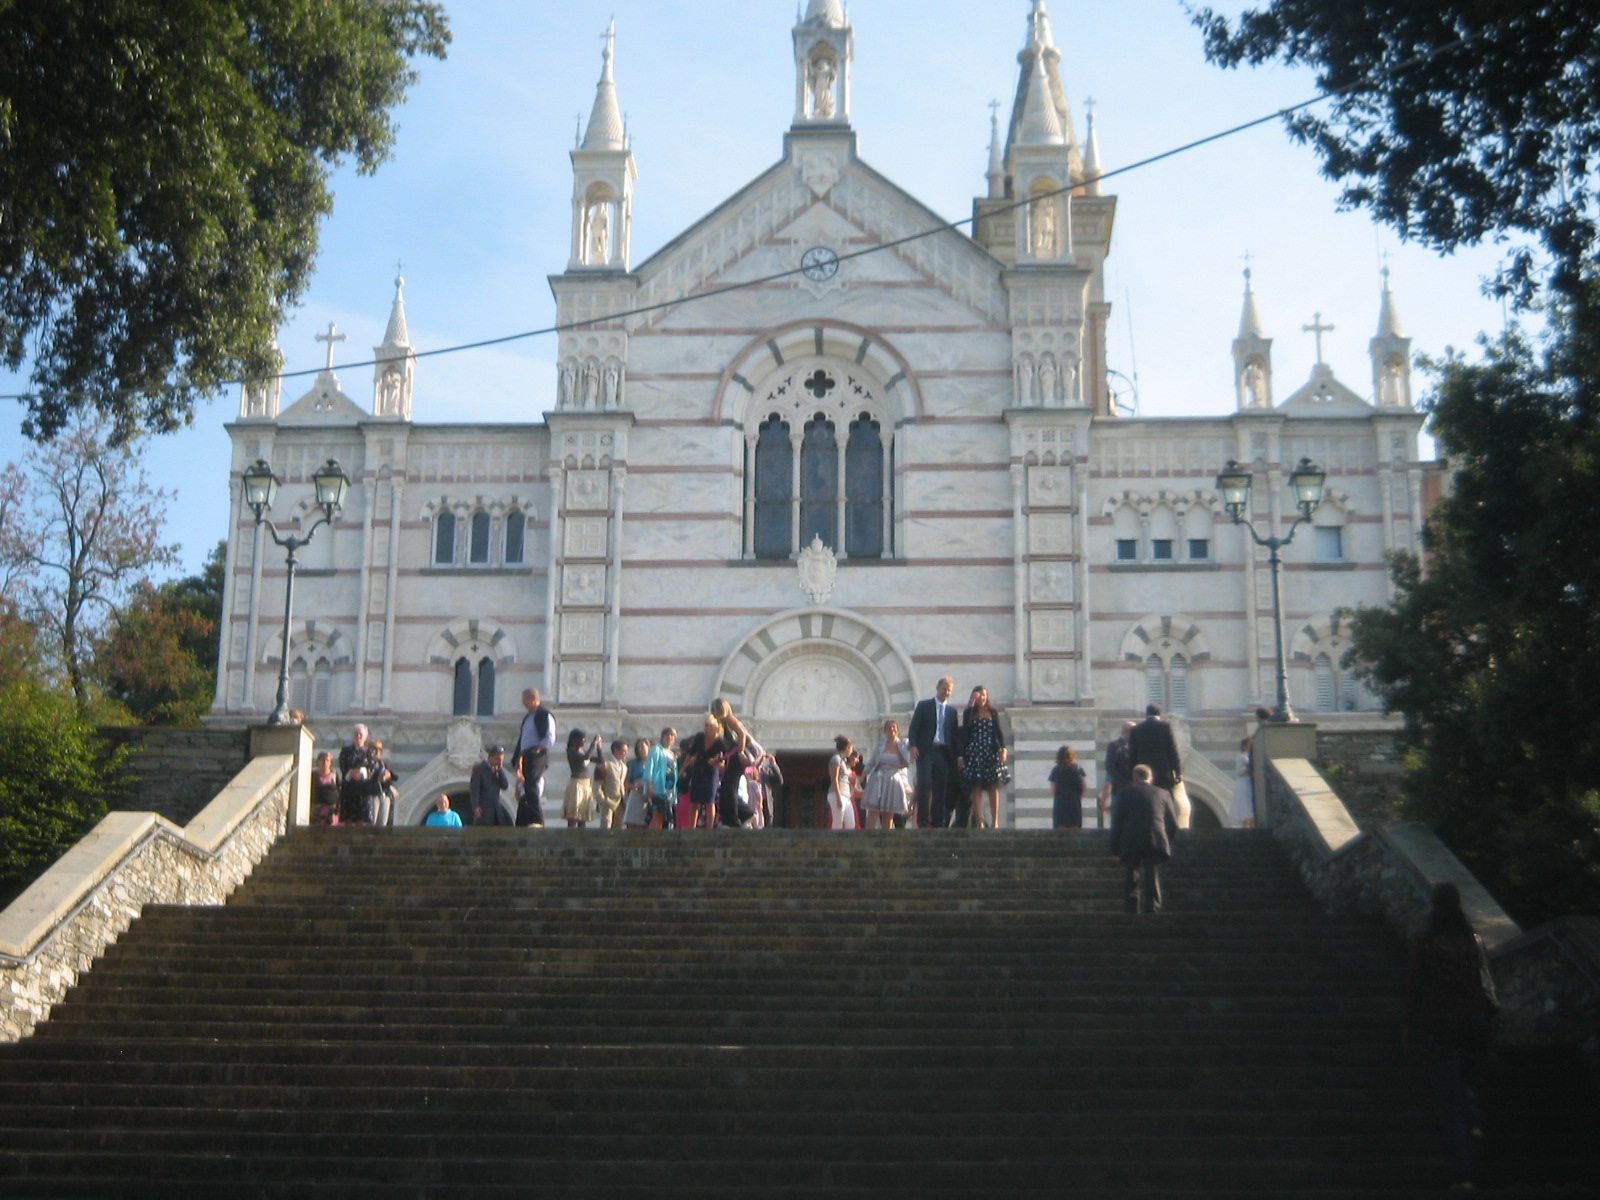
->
[800, 246, 840, 281]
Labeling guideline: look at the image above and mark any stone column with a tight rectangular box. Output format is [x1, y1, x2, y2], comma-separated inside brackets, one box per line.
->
[1011, 464, 1028, 703]
[379, 479, 404, 711]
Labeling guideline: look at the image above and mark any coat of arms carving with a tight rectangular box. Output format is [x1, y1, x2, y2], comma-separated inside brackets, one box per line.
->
[796, 536, 837, 606]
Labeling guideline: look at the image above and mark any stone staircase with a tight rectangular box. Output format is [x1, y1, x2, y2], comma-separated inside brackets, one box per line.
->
[0, 828, 1594, 1198]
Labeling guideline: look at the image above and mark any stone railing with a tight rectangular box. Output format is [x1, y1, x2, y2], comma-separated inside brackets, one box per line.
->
[0, 726, 310, 1042]
[1265, 753, 1600, 1050]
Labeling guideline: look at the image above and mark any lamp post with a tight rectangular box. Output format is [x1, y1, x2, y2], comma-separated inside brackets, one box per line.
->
[242, 457, 351, 725]
[1215, 456, 1326, 723]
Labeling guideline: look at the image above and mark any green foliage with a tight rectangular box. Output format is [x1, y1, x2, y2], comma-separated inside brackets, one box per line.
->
[1347, 290, 1600, 924]
[1193, 1, 1600, 300]
[97, 542, 225, 725]
[0, 676, 123, 897]
[0, 0, 450, 441]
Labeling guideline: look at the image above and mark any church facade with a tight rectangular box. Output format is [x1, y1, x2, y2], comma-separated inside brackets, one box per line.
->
[214, 0, 1430, 826]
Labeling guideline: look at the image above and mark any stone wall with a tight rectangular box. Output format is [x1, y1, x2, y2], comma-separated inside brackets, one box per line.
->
[101, 727, 254, 827]
[1265, 755, 1600, 1051]
[0, 729, 308, 1042]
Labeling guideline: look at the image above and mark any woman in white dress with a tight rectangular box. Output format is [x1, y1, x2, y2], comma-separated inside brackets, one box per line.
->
[1231, 736, 1256, 828]
[826, 735, 858, 830]
[861, 718, 912, 830]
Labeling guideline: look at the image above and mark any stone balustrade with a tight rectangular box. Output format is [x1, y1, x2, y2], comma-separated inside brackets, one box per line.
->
[0, 726, 311, 1042]
[1264, 750, 1600, 1051]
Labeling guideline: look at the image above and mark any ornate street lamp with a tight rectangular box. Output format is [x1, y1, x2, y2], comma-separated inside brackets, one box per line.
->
[243, 457, 351, 725]
[1215, 456, 1326, 723]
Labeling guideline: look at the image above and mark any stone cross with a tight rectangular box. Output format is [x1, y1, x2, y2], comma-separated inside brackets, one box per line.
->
[315, 323, 347, 372]
[1302, 312, 1334, 365]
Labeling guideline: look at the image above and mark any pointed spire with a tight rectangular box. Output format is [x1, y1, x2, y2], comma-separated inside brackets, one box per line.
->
[1005, 0, 1077, 163]
[581, 21, 626, 152]
[804, 0, 847, 25]
[1016, 52, 1064, 146]
[1025, 0, 1056, 54]
[1376, 266, 1404, 337]
[1081, 106, 1102, 196]
[382, 275, 411, 348]
[986, 101, 1005, 199]
[1238, 267, 1266, 338]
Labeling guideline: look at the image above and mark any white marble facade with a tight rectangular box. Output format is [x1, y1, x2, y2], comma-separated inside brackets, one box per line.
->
[213, 2, 1428, 827]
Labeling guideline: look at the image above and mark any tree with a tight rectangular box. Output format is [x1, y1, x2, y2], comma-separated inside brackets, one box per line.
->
[1193, 1, 1600, 300]
[0, 676, 123, 901]
[0, 419, 178, 712]
[1347, 289, 1600, 925]
[0, 0, 450, 442]
[97, 541, 225, 725]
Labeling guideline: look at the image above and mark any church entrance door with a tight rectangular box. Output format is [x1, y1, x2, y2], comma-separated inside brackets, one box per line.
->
[772, 751, 832, 829]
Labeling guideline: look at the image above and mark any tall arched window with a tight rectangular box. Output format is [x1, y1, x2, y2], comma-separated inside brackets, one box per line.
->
[289, 661, 309, 714]
[476, 657, 496, 717]
[1145, 652, 1189, 716]
[753, 415, 792, 559]
[452, 658, 473, 716]
[310, 659, 332, 716]
[433, 513, 456, 565]
[469, 511, 492, 565]
[845, 413, 884, 558]
[504, 510, 526, 565]
[742, 356, 898, 561]
[800, 414, 837, 549]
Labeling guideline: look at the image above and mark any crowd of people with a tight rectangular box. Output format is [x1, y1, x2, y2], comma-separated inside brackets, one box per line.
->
[305, 684, 1271, 851]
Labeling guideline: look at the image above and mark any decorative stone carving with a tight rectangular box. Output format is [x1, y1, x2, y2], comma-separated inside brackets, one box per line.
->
[1031, 612, 1074, 651]
[1031, 661, 1077, 702]
[561, 614, 605, 655]
[1028, 514, 1072, 556]
[1030, 563, 1073, 603]
[1028, 466, 1072, 507]
[563, 565, 606, 605]
[755, 656, 876, 721]
[801, 150, 842, 198]
[445, 718, 483, 771]
[561, 662, 603, 705]
[566, 471, 610, 511]
[796, 535, 838, 605]
[565, 518, 608, 557]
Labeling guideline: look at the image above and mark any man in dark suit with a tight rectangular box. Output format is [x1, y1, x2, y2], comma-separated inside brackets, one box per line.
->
[1128, 703, 1182, 790]
[470, 746, 515, 827]
[1099, 720, 1136, 825]
[1110, 764, 1180, 913]
[907, 675, 963, 828]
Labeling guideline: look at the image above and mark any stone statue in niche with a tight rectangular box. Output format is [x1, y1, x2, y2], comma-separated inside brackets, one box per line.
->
[1379, 358, 1404, 406]
[1038, 355, 1059, 406]
[808, 55, 836, 118]
[585, 201, 611, 265]
[1015, 358, 1035, 406]
[582, 362, 601, 410]
[561, 361, 578, 408]
[377, 366, 403, 415]
[1030, 195, 1058, 258]
[603, 363, 621, 409]
[1243, 360, 1268, 407]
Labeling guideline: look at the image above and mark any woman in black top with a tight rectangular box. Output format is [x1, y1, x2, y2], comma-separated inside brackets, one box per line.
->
[1050, 745, 1087, 829]
[561, 728, 604, 828]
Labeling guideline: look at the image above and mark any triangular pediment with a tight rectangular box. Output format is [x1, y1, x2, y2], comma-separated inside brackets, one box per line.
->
[278, 372, 369, 424]
[631, 148, 1006, 329]
[1279, 365, 1371, 416]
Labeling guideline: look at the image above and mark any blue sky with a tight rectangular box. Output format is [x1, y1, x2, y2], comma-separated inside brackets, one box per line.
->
[1, 1, 1515, 578]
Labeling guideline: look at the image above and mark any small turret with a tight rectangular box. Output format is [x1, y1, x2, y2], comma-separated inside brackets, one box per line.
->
[1233, 267, 1273, 410]
[569, 22, 637, 271]
[1369, 267, 1413, 408]
[792, 0, 853, 127]
[372, 275, 415, 420]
